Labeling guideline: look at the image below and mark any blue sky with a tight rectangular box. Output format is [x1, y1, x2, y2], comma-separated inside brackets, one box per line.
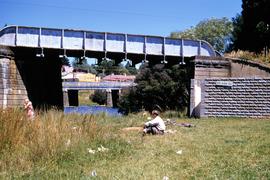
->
[0, 0, 242, 37]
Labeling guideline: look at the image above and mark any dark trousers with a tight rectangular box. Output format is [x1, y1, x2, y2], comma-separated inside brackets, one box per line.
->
[144, 126, 164, 135]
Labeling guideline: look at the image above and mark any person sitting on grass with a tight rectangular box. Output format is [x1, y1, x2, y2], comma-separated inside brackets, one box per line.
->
[143, 110, 165, 135]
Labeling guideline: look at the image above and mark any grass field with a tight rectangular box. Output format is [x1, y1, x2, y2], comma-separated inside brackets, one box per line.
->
[78, 90, 99, 106]
[0, 109, 269, 179]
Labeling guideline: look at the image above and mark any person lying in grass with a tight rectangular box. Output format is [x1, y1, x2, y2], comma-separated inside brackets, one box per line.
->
[143, 110, 166, 135]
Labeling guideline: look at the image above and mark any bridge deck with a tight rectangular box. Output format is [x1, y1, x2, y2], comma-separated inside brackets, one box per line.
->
[0, 26, 216, 57]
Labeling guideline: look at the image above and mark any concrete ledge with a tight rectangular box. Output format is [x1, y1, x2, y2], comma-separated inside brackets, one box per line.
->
[227, 58, 270, 73]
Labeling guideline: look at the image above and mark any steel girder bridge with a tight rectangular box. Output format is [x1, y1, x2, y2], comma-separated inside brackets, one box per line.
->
[0, 25, 218, 109]
[0, 25, 217, 65]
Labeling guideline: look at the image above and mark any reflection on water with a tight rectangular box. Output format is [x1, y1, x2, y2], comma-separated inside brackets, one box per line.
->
[64, 105, 122, 116]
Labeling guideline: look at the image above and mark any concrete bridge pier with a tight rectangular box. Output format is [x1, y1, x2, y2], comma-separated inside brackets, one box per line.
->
[63, 90, 69, 107]
[106, 89, 120, 107]
[106, 89, 113, 107]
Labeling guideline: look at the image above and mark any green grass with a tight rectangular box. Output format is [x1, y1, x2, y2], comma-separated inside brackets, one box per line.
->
[78, 90, 99, 106]
[0, 109, 269, 179]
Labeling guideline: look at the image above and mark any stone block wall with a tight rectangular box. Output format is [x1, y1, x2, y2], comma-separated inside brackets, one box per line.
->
[190, 56, 231, 80]
[200, 78, 270, 118]
[0, 57, 28, 108]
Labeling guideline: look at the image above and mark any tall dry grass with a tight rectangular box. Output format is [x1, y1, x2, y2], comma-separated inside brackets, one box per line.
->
[0, 108, 108, 174]
[1, 109, 269, 179]
[225, 50, 270, 64]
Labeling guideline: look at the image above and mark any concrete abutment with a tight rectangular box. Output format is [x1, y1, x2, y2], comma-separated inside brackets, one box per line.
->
[189, 56, 270, 118]
[0, 46, 28, 108]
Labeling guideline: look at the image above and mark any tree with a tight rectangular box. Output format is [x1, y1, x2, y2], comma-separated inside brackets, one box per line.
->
[95, 58, 138, 76]
[118, 64, 188, 114]
[74, 64, 97, 74]
[228, 14, 243, 51]
[72, 57, 97, 74]
[90, 90, 107, 105]
[170, 18, 233, 53]
[126, 67, 138, 75]
[230, 0, 270, 52]
[118, 88, 141, 115]
[61, 57, 71, 66]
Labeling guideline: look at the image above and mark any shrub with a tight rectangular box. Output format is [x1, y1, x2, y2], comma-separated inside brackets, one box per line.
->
[118, 64, 189, 114]
[90, 90, 107, 105]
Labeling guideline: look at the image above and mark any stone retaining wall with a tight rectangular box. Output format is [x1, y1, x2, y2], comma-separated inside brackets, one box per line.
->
[0, 57, 28, 108]
[200, 78, 270, 118]
[230, 58, 270, 78]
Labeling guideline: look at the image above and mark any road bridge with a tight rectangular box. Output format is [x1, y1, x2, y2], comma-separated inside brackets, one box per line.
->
[62, 81, 136, 91]
[62, 81, 136, 107]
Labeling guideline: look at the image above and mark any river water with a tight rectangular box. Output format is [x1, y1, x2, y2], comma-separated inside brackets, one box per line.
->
[64, 105, 122, 116]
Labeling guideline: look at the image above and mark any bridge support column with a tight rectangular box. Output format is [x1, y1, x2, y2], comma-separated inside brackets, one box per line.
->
[0, 46, 28, 108]
[63, 90, 69, 106]
[106, 89, 113, 107]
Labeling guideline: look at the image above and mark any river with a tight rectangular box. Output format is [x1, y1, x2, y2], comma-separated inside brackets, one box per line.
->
[64, 105, 122, 116]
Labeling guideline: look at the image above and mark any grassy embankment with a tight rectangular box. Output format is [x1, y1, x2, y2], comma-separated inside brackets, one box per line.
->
[225, 50, 270, 65]
[0, 109, 269, 179]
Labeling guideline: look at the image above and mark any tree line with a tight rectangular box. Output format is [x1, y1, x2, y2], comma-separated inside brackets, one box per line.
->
[171, 0, 270, 54]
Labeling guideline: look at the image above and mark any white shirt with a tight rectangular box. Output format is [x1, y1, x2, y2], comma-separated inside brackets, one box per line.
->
[145, 116, 166, 131]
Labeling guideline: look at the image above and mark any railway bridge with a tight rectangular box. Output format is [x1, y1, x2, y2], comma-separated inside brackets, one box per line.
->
[0, 25, 216, 109]
[1, 25, 270, 117]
